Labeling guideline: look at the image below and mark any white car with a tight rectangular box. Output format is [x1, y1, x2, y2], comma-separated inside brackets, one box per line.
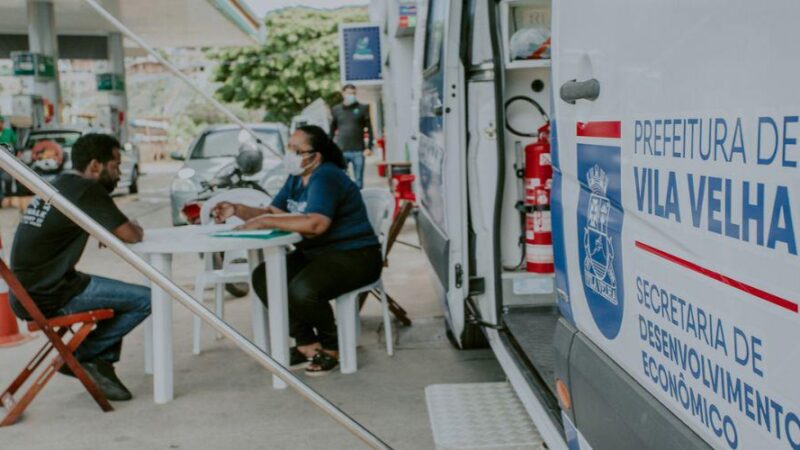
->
[169, 123, 288, 225]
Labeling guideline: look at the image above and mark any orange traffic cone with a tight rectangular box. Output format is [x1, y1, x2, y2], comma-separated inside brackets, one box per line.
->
[0, 234, 31, 347]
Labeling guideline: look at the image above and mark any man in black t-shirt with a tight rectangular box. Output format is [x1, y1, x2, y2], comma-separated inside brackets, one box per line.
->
[329, 84, 374, 189]
[10, 133, 150, 401]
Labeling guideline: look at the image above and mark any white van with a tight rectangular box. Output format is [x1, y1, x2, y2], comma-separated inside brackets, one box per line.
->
[411, 0, 799, 448]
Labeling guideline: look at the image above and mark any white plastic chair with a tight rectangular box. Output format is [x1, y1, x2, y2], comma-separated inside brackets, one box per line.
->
[192, 188, 272, 354]
[335, 188, 395, 374]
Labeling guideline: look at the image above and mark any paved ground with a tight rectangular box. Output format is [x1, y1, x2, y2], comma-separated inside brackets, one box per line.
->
[0, 160, 505, 449]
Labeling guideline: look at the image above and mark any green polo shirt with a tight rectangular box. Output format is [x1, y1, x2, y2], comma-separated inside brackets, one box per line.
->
[0, 128, 17, 148]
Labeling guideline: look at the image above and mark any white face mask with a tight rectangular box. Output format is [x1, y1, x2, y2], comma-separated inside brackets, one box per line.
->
[283, 151, 308, 176]
[344, 94, 357, 105]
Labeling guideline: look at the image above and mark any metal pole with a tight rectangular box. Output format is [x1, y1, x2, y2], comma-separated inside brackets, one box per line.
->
[81, 0, 281, 159]
[0, 148, 389, 450]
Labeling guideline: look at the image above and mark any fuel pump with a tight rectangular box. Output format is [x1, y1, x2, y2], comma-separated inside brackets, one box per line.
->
[505, 95, 553, 274]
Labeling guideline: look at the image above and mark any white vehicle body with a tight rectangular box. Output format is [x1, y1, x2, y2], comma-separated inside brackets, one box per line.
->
[405, 0, 800, 449]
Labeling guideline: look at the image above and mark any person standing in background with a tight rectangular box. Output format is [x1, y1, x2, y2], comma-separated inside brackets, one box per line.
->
[0, 116, 18, 204]
[0, 116, 17, 149]
[329, 84, 374, 189]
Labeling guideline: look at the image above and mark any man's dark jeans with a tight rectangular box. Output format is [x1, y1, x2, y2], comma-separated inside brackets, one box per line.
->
[13, 275, 151, 364]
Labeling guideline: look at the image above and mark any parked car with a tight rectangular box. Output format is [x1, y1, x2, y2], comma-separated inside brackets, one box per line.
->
[169, 123, 289, 226]
[15, 127, 140, 195]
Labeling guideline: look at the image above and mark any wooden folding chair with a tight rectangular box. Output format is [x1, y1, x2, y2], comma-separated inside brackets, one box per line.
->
[0, 259, 113, 426]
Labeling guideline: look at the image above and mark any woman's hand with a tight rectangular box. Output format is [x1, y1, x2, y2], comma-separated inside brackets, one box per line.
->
[234, 215, 273, 231]
[212, 202, 236, 223]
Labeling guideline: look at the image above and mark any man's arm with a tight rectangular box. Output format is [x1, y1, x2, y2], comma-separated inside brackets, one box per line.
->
[329, 107, 339, 138]
[363, 105, 374, 150]
[113, 221, 144, 243]
[80, 184, 137, 243]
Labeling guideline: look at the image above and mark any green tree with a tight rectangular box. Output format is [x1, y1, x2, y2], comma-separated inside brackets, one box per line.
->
[210, 7, 368, 124]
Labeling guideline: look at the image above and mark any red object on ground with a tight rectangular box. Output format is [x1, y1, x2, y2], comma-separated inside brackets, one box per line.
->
[181, 202, 202, 225]
[524, 123, 554, 274]
[375, 138, 387, 177]
[0, 236, 31, 347]
[391, 174, 416, 219]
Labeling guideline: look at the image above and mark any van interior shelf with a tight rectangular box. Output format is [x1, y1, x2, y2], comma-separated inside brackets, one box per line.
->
[506, 59, 551, 70]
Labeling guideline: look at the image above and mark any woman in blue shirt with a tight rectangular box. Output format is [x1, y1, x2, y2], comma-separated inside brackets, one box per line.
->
[213, 125, 381, 376]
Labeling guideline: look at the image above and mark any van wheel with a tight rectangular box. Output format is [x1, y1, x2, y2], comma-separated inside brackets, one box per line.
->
[445, 321, 488, 350]
[460, 322, 489, 349]
[129, 166, 139, 194]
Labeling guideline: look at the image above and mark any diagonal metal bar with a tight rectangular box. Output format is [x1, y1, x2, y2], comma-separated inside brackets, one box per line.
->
[0, 147, 390, 449]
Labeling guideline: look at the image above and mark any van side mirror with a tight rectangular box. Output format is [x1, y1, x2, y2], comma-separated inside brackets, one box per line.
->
[170, 151, 185, 161]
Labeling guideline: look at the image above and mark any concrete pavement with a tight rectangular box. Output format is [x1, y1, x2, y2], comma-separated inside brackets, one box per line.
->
[0, 161, 506, 449]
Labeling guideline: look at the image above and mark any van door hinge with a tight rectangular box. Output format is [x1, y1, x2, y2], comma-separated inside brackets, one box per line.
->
[468, 277, 485, 296]
[455, 264, 464, 289]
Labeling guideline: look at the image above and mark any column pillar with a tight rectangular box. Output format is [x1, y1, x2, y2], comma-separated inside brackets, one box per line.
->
[107, 32, 128, 142]
[27, 0, 61, 124]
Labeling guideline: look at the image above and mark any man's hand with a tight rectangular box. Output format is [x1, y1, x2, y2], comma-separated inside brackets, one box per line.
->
[213, 202, 237, 223]
[363, 148, 374, 157]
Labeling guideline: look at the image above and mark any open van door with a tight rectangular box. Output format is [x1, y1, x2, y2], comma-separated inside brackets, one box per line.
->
[552, 2, 800, 449]
[417, 0, 472, 345]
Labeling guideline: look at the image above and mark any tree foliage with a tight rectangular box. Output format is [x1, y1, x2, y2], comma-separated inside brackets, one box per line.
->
[209, 7, 369, 124]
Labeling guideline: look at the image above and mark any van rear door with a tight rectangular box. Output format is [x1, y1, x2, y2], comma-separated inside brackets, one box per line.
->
[417, 0, 470, 343]
[552, 2, 800, 449]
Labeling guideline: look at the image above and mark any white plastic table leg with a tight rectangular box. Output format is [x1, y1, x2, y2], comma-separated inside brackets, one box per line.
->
[214, 281, 224, 340]
[264, 246, 289, 389]
[192, 274, 205, 355]
[144, 316, 153, 375]
[149, 253, 174, 404]
[247, 249, 269, 353]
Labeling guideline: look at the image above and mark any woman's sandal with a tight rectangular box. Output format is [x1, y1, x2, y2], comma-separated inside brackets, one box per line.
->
[305, 350, 339, 377]
[290, 347, 312, 370]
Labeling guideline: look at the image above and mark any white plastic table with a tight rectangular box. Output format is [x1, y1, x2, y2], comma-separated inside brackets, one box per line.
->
[129, 225, 302, 403]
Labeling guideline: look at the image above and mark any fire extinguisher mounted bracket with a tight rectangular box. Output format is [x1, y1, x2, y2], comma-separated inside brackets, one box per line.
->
[503, 95, 549, 137]
[502, 94, 554, 274]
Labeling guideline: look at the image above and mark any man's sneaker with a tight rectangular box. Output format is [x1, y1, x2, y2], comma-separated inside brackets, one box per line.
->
[57, 363, 77, 378]
[81, 360, 133, 402]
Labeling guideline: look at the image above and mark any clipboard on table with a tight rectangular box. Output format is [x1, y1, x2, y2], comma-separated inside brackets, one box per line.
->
[210, 229, 291, 240]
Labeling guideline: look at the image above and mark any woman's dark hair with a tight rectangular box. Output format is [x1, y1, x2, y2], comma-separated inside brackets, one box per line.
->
[296, 125, 347, 169]
[72, 133, 120, 171]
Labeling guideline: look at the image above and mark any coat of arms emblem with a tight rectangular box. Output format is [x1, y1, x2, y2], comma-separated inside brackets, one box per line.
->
[582, 164, 618, 305]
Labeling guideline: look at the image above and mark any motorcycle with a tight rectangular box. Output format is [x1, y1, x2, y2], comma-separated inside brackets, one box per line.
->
[180, 143, 268, 298]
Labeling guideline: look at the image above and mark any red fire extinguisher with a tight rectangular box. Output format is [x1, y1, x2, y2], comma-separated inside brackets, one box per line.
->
[524, 123, 554, 274]
[505, 94, 554, 274]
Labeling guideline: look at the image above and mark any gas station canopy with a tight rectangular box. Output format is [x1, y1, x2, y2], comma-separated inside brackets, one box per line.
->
[0, 0, 261, 54]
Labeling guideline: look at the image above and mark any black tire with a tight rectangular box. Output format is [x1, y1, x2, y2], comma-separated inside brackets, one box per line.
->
[129, 166, 139, 194]
[445, 318, 489, 350]
[460, 321, 489, 349]
[211, 252, 250, 298]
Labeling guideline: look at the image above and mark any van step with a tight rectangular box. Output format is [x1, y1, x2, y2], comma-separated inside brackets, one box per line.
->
[425, 383, 545, 450]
